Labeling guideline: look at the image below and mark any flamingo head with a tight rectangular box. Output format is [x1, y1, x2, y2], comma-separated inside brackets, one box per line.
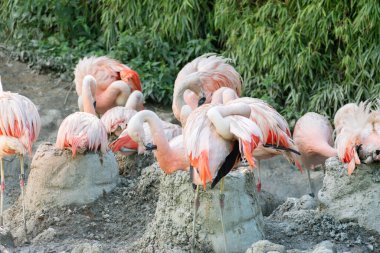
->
[120, 69, 142, 91]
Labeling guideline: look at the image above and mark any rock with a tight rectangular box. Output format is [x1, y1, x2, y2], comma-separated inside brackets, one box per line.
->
[135, 165, 264, 253]
[24, 142, 119, 210]
[71, 242, 103, 253]
[257, 190, 283, 216]
[245, 240, 286, 253]
[270, 195, 317, 220]
[40, 109, 61, 129]
[318, 157, 380, 233]
[114, 151, 155, 177]
[312, 240, 336, 253]
[0, 227, 14, 249]
[258, 156, 324, 201]
[32, 227, 56, 244]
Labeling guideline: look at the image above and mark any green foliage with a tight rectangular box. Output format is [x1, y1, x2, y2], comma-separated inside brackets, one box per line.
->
[214, 0, 380, 119]
[1, 0, 379, 121]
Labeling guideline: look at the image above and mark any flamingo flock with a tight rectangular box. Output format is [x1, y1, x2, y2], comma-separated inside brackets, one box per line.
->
[0, 54, 379, 250]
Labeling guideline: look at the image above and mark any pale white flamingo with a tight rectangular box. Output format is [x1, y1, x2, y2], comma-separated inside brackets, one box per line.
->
[74, 56, 141, 115]
[335, 101, 380, 174]
[56, 75, 108, 157]
[293, 112, 337, 196]
[109, 110, 186, 173]
[100, 90, 144, 136]
[0, 76, 41, 233]
[172, 54, 242, 124]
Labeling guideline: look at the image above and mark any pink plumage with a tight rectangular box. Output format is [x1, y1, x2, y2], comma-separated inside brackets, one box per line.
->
[172, 54, 242, 122]
[293, 112, 337, 170]
[74, 56, 141, 114]
[56, 75, 108, 157]
[100, 90, 144, 135]
[0, 76, 41, 157]
[56, 112, 108, 157]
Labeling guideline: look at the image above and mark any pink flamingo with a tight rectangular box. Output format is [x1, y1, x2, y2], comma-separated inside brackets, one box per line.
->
[74, 56, 141, 115]
[110, 110, 183, 162]
[56, 75, 108, 157]
[100, 90, 145, 137]
[335, 102, 380, 174]
[293, 112, 337, 196]
[211, 87, 301, 191]
[172, 54, 242, 123]
[0, 76, 41, 233]
[184, 102, 263, 252]
[109, 110, 186, 173]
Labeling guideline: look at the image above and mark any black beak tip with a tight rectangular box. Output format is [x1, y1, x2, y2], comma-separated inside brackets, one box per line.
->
[93, 101, 97, 109]
[198, 97, 206, 107]
[145, 143, 157, 151]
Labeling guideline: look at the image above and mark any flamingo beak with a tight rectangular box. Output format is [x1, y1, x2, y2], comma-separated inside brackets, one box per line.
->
[145, 143, 157, 151]
[93, 100, 97, 109]
[198, 97, 206, 107]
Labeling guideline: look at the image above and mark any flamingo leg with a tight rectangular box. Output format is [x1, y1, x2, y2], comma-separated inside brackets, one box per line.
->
[0, 158, 4, 226]
[219, 177, 228, 253]
[256, 160, 262, 192]
[191, 184, 200, 253]
[19, 155, 27, 235]
[307, 166, 314, 197]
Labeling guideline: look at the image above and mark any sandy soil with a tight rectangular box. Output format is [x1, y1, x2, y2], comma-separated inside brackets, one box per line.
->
[0, 46, 379, 252]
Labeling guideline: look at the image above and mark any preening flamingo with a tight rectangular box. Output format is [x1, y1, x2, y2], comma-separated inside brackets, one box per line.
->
[100, 90, 145, 137]
[184, 102, 263, 252]
[293, 112, 337, 196]
[335, 102, 380, 174]
[74, 56, 141, 115]
[56, 75, 108, 157]
[109, 110, 186, 173]
[172, 54, 242, 124]
[0, 76, 41, 233]
[209, 87, 301, 191]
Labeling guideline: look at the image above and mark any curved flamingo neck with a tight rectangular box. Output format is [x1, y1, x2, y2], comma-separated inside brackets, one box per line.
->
[173, 75, 202, 120]
[207, 103, 251, 140]
[132, 111, 170, 152]
[82, 76, 96, 115]
[0, 76, 3, 92]
[125, 91, 144, 110]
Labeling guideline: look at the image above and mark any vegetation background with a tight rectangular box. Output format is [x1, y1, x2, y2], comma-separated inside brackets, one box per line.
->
[1, 0, 379, 124]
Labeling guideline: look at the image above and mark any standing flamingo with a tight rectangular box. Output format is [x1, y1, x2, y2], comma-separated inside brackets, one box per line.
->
[109, 110, 187, 173]
[100, 90, 145, 137]
[209, 87, 301, 191]
[184, 102, 263, 252]
[293, 112, 337, 196]
[172, 54, 242, 123]
[0, 76, 41, 234]
[56, 75, 108, 157]
[74, 56, 141, 115]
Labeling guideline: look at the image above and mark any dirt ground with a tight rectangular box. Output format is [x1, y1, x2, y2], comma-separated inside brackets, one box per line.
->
[0, 46, 379, 252]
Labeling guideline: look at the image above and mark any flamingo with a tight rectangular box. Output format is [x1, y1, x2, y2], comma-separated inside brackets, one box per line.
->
[211, 87, 301, 191]
[109, 110, 186, 173]
[100, 90, 145, 137]
[293, 112, 337, 196]
[335, 102, 380, 174]
[74, 56, 141, 115]
[184, 102, 263, 252]
[172, 54, 242, 124]
[56, 75, 108, 157]
[0, 76, 41, 234]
